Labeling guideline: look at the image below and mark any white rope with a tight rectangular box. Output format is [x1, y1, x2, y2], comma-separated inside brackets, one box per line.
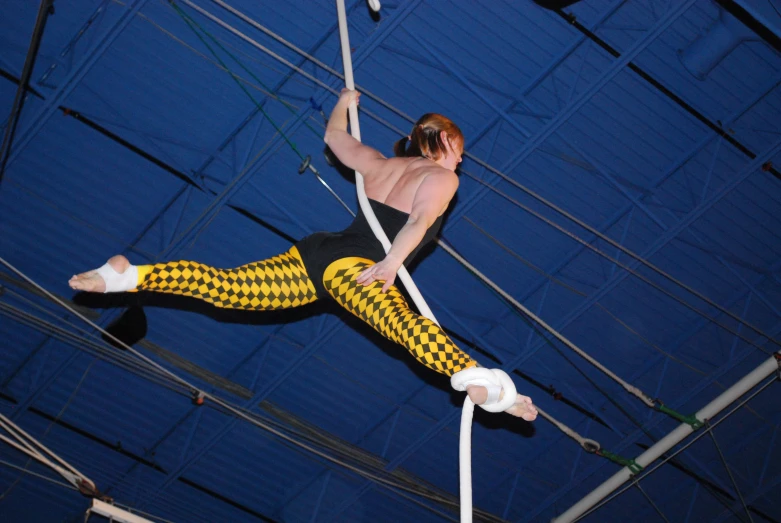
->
[0, 414, 93, 491]
[333, 4, 499, 520]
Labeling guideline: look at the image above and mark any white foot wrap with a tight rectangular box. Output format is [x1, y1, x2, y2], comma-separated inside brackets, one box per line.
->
[451, 367, 517, 413]
[95, 262, 138, 293]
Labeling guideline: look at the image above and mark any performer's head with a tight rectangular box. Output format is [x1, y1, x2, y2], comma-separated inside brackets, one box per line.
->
[394, 114, 464, 170]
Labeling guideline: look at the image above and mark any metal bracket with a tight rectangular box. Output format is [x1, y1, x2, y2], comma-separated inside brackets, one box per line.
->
[298, 154, 311, 174]
[191, 390, 205, 406]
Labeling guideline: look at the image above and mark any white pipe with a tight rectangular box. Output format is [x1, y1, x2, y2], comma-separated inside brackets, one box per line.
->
[89, 500, 155, 523]
[334, 0, 439, 323]
[553, 352, 781, 523]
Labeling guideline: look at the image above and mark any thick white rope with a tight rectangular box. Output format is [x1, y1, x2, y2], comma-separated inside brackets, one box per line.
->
[334, 0, 440, 322]
[333, 3, 511, 520]
[0, 414, 95, 491]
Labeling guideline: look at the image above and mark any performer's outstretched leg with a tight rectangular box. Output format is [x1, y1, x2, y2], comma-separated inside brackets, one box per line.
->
[69, 247, 318, 310]
[323, 257, 477, 377]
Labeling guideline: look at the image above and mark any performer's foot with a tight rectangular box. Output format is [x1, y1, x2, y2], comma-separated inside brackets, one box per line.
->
[505, 394, 538, 421]
[69, 255, 130, 293]
[466, 387, 538, 421]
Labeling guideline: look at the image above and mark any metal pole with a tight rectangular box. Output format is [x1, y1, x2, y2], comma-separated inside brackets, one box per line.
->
[0, 0, 55, 185]
[552, 353, 781, 522]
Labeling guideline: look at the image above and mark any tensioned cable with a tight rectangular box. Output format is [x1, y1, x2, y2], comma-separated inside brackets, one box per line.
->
[460, 171, 773, 357]
[0, 459, 180, 523]
[0, 257, 490, 518]
[170, 2, 326, 140]
[0, 458, 78, 491]
[0, 413, 93, 490]
[2, 291, 475, 513]
[0, 366, 101, 505]
[462, 217, 710, 377]
[187, 0, 781, 349]
[0, 311, 437, 516]
[0, 294, 189, 392]
[2, 313, 476, 517]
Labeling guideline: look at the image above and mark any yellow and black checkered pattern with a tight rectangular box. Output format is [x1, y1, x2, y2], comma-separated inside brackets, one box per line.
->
[323, 257, 476, 376]
[136, 246, 318, 310]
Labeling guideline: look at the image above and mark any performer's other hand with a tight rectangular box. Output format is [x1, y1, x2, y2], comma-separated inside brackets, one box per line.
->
[339, 88, 360, 106]
[356, 256, 401, 292]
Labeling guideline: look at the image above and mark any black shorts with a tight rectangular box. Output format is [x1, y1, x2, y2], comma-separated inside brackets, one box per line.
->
[294, 231, 386, 299]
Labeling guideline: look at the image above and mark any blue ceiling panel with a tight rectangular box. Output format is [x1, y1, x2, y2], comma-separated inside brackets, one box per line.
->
[2, 0, 781, 521]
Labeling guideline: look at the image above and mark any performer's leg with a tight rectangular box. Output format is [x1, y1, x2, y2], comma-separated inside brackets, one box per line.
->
[70, 247, 318, 310]
[323, 257, 476, 376]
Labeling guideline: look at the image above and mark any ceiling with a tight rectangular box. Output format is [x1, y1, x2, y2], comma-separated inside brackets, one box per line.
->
[1, 0, 781, 522]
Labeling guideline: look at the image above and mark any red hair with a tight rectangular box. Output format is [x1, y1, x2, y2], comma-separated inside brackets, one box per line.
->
[393, 113, 464, 161]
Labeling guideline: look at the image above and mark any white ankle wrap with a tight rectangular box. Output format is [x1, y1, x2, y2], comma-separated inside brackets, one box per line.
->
[450, 367, 517, 413]
[95, 263, 138, 293]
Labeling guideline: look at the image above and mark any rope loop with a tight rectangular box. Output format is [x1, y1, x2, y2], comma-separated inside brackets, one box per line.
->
[451, 367, 517, 413]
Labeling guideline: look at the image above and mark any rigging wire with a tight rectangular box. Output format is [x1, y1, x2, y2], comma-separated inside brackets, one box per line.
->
[175, 0, 781, 349]
[0, 255, 492, 519]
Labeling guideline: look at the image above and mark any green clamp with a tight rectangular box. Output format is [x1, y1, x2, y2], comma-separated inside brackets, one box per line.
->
[657, 403, 704, 430]
[599, 450, 644, 475]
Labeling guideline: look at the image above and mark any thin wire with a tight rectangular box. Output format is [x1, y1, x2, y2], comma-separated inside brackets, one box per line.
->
[170, 1, 304, 160]
[767, 0, 781, 18]
[5, 180, 157, 259]
[170, 1, 324, 138]
[462, 216, 709, 377]
[707, 424, 754, 523]
[634, 480, 670, 523]
[0, 459, 180, 523]
[0, 299, 188, 392]
[189, 0, 781, 349]
[0, 257, 481, 515]
[0, 360, 96, 501]
[462, 172, 773, 357]
[0, 458, 78, 491]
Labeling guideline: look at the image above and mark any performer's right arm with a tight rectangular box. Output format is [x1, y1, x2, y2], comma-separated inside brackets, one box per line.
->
[324, 89, 386, 175]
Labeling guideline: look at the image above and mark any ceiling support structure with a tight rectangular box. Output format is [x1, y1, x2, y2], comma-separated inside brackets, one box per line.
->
[552, 353, 779, 522]
[520, 312, 781, 521]
[0, 0, 54, 186]
[632, 414, 781, 523]
[473, 70, 781, 334]
[329, 123, 781, 523]
[706, 425, 754, 523]
[2, 0, 150, 170]
[156, 0, 421, 259]
[188, 0, 366, 180]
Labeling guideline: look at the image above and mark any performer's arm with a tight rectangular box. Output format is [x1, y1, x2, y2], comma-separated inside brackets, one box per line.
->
[356, 169, 458, 292]
[324, 89, 385, 175]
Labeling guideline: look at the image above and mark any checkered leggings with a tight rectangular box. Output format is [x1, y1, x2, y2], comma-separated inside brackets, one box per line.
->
[135, 249, 475, 376]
